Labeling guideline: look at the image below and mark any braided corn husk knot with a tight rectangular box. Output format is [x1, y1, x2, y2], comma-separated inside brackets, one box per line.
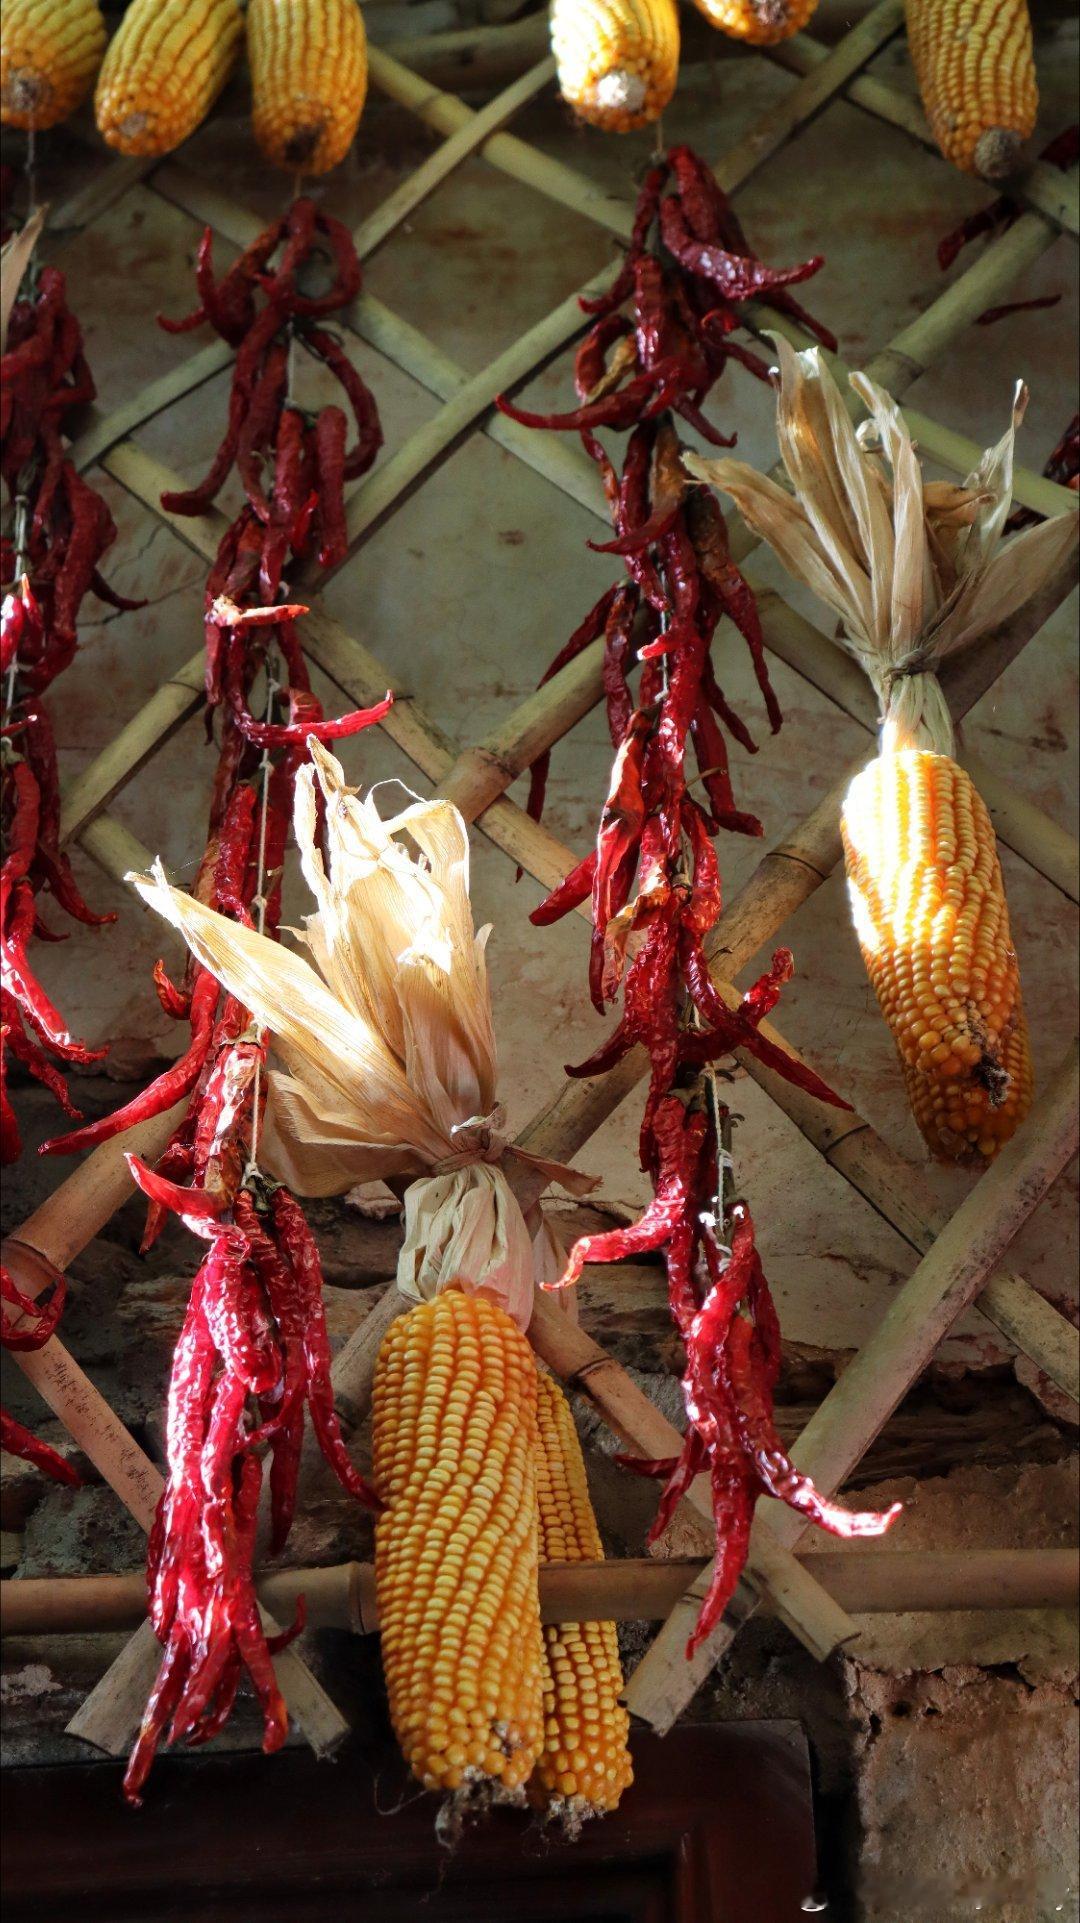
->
[685, 339, 1078, 1163]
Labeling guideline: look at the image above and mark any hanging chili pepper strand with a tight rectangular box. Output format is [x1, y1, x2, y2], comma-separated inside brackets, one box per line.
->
[42, 204, 389, 1800]
[2, 181, 145, 1477]
[1, 251, 140, 1157]
[504, 149, 897, 1647]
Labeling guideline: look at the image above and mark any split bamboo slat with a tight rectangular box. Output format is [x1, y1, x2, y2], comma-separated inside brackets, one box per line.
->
[5, 1547, 1076, 1638]
[3, 0, 1076, 1761]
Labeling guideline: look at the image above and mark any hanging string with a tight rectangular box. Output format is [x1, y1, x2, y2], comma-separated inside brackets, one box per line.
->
[243, 186, 301, 1186]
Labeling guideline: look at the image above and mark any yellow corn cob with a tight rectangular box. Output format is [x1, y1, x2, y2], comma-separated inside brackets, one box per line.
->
[95, 0, 242, 158]
[372, 1289, 545, 1799]
[550, 0, 679, 132]
[842, 749, 1033, 1164]
[247, 0, 368, 177]
[529, 1369, 632, 1821]
[689, 0, 817, 47]
[1, 0, 106, 131]
[904, 0, 1037, 178]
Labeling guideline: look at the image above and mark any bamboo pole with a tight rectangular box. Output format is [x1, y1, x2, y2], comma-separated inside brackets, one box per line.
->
[366, 43, 635, 243]
[6, 1547, 1075, 1637]
[865, 196, 1077, 394]
[712, 0, 906, 196]
[353, 55, 557, 262]
[624, 1042, 1079, 1729]
[59, 650, 206, 843]
[766, 32, 1080, 236]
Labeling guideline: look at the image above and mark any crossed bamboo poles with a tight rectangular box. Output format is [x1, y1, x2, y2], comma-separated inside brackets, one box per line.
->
[4, 6, 1077, 1758]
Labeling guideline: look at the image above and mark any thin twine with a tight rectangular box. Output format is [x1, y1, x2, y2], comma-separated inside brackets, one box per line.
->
[3, 125, 41, 737]
[243, 179, 300, 1187]
[241, 655, 278, 1188]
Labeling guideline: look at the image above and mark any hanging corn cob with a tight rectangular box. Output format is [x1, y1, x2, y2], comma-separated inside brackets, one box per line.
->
[95, 0, 243, 158]
[688, 340, 1078, 1163]
[550, 0, 679, 133]
[130, 743, 626, 1823]
[530, 1368, 633, 1821]
[247, 0, 368, 177]
[905, 0, 1038, 178]
[1, 0, 106, 130]
[373, 1290, 546, 1797]
[689, 0, 817, 47]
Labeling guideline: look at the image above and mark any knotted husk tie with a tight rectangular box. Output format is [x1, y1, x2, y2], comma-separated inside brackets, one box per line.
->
[130, 740, 596, 1330]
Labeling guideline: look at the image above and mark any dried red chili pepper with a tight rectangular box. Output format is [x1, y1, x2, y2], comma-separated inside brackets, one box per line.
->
[2, 242, 140, 1174]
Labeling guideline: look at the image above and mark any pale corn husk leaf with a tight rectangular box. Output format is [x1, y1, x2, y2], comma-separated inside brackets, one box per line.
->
[129, 741, 594, 1329]
[688, 343, 1079, 755]
[0, 207, 47, 356]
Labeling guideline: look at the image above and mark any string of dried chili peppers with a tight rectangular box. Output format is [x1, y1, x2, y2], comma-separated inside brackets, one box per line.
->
[40, 201, 388, 1801]
[499, 146, 897, 1652]
[2, 188, 145, 1479]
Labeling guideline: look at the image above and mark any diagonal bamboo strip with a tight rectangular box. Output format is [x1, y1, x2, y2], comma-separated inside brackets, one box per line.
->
[59, 651, 206, 844]
[766, 32, 1080, 237]
[712, 0, 907, 195]
[336, 265, 612, 557]
[69, 341, 232, 475]
[7, 1547, 1076, 1637]
[624, 1040, 1079, 1730]
[353, 54, 557, 261]
[865, 181, 1079, 394]
[366, 42, 636, 240]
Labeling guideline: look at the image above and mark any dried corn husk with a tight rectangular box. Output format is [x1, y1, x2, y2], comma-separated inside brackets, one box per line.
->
[129, 742, 595, 1330]
[685, 338, 1079, 755]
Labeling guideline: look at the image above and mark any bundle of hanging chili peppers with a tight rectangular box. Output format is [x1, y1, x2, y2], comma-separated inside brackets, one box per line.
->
[41, 199, 388, 1802]
[2, 230, 145, 1483]
[497, 145, 898, 1653]
[1, 259, 140, 1158]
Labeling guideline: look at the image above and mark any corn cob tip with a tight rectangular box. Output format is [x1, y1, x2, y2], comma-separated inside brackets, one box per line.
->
[973, 126, 1025, 179]
[594, 68, 649, 118]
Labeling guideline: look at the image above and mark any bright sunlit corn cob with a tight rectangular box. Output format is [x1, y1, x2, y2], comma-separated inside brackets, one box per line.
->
[372, 1289, 546, 1799]
[551, 0, 679, 132]
[689, 0, 817, 46]
[1, 0, 105, 131]
[842, 749, 1033, 1163]
[904, 0, 1038, 178]
[95, 0, 242, 158]
[529, 1369, 632, 1821]
[247, 0, 368, 177]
